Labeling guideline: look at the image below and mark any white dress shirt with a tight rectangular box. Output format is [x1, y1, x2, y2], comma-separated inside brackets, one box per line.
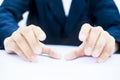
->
[62, 0, 72, 16]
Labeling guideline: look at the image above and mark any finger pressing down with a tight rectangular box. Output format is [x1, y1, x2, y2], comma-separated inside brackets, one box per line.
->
[65, 43, 85, 60]
[39, 43, 61, 59]
[97, 32, 115, 63]
[91, 30, 106, 58]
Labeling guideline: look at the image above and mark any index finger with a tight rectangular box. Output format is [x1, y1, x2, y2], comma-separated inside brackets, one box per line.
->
[65, 43, 85, 60]
[79, 23, 92, 41]
[40, 43, 61, 59]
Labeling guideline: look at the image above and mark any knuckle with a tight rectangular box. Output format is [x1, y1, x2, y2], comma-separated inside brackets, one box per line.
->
[25, 28, 32, 34]
[81, 23, 91, 30]
[110, 36, 115, 42]
[29, 24, 35, 27]
[83, 23, 91, 27]
[4, 37, 10, 45]
[14, 36, 21, 43]
[29, 25, 41, 32]
[12, 32, 22, 42]
[12, 31, 17, 38]
[36, 26, 41, 30]
[20, 27, 28, 33]
[96, 26, 103, 30]
[91, 28, 97, 34]
[92, 26, 103, 34]
[20, 27, 32, 36]
[29, 24, 38, 29]
[101, 31, 108, 38]
[104, 31, 109, 35]
[4, 37, 13, 50]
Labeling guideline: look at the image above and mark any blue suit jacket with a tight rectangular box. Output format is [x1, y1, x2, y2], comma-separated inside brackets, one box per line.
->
[0, 0, 120, 51]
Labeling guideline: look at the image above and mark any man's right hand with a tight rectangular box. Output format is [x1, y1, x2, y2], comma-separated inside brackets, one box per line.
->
[4, 25, 60, 62]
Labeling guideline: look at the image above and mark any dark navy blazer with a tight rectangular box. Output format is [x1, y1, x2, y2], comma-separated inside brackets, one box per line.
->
[0, 0, 120, 51]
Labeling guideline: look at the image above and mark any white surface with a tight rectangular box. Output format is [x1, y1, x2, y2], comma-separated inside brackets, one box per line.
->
[0, 45, 120, 80]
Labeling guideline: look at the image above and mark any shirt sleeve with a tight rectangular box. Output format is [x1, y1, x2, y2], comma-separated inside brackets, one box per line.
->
[0, 0, 31, 49]
[90, 0, 120, 52]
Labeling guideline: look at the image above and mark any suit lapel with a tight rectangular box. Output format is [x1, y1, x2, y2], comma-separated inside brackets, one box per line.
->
[47, 0, 88, 35]
[48, 0, 66, 24]
[64, 0, 88, 34]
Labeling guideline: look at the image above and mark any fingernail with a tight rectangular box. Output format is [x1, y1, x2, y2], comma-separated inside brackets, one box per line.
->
[92, 50, 99, 57]
[34, 47, 42, 54]
[85, 47, 92, 56]
[79, 34, 86, 41]
[39, 34, 46, 41]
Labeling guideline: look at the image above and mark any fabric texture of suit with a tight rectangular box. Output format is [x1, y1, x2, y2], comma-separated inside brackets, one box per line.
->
[0, 0, 120, 52]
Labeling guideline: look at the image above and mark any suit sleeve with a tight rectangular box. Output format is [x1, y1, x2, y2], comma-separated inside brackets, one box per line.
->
[90, 0, 120, 52]
[0, 0, 31, 49]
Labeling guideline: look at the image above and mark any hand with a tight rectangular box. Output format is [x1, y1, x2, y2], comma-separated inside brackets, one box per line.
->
[4, 25, 61, 62]
[65, 23, 118, 63]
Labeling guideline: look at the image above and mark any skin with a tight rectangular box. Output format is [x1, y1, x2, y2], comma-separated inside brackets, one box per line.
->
[4, 24, 119, 63]
[65, 23, 119, 63]
[4, 25, 61, 62]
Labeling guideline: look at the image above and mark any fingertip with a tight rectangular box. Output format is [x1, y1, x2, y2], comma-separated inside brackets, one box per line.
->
[79, 34, 86, 41]
[97, 52, 110, 63]
[97, 58, 106, 63]
[65, 52, 77, 60]
[55, 54, 61, 59]
[51, 51, 61, 59]
[92, 50, 100, 58]
[43, 46, 61, 59]
[31, 25, 46, 41]
[97, 58, 104, 63]
[39, 33, 46, 41]
[79, 23, 92, 41]
[30, 56, 39, 63]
